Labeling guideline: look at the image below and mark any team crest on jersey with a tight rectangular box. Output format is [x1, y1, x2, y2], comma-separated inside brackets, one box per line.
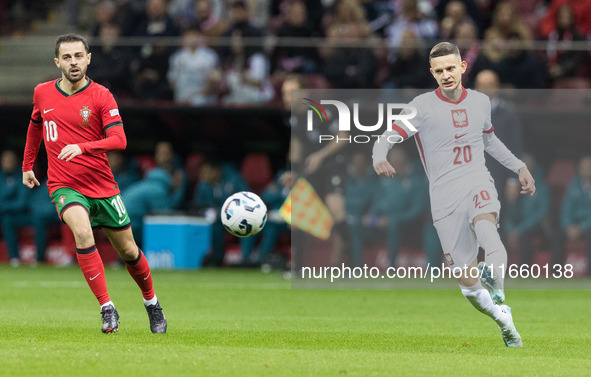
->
[79, 105, 92, 127]
[451, 109, 468, 128]
[59, 195, 66, 206]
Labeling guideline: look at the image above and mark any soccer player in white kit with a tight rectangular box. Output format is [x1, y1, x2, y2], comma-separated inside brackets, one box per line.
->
[373, 42, 535, 347]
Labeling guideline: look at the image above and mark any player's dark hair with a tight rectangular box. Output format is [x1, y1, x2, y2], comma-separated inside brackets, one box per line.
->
[55, 33, 90, 58]
[429, 42, 461, 62]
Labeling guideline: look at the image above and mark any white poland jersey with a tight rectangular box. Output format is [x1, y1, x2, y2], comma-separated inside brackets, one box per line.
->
[379, 87, 499, 221]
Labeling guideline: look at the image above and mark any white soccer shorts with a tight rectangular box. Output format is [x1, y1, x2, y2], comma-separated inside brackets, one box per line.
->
[433, 180, 501, 269]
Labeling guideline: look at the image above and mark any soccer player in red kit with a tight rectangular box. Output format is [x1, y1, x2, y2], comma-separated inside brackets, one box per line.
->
[22, 33, 167, 334]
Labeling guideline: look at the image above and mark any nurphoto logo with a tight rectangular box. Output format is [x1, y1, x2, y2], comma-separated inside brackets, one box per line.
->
[303, 98, 417, 144]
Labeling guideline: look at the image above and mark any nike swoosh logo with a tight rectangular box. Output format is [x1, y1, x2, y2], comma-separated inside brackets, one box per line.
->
[43, 108, 55, 114]
[89, 273, 101, 281]
[486, 250, 499, 257]
[454, 133, 467, 139]
[118, 217, 128, 224]
[477, 203, 491, 209]
[144, 272, 151, 281]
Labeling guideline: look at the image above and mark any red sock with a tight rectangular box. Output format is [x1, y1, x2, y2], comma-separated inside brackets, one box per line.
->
[125, 249, 155, 301]
[76, 245, 110, 306]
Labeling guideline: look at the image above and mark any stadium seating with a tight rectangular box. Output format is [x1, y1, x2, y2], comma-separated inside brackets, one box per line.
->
[185, 152, 204, 192]
[564, 239, 588, 276]
[135, 155, 157, 177]
[551, 77, 591, 89]
[240, 153, 273, 194]
[547, 159, 577, 213]
[0, 224, 64, 264]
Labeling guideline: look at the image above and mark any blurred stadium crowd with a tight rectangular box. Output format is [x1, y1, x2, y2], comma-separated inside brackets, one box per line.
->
[2, 0, 591, 101]
[1, 0, 591, 274]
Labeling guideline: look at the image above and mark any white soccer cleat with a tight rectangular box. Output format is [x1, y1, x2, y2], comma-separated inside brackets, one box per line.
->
[498, 305, 522, 348]
[478, 261, 505, 305]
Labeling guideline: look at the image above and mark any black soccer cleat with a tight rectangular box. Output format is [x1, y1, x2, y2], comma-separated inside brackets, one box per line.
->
[146, 301, 167, 334]
[101, 304, 120, 334]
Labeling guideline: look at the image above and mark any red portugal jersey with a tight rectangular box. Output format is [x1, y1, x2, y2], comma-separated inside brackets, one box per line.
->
[24, 78, 126, 198]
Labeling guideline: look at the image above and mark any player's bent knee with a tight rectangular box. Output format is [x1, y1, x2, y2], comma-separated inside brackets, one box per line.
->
[70, 226, 94, 246]
[473, 212, 497, 226]
[112, 238, 139, 260]
[120, 246, 139, 261]
[104, 228, 138, 260]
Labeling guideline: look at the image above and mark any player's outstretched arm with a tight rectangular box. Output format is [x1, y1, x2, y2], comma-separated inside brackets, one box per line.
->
[22, 171, 40, 189]
[372, 128, 408, 178]
[518, 166, 536, 196]
[373, 160, 396, 178]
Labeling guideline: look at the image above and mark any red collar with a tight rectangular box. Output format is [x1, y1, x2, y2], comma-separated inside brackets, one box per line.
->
[435, 86, 467, 104]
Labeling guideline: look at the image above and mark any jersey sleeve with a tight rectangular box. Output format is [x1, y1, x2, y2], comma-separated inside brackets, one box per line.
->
[483, 97, 494, 134]
[78, 89, 126, 155]
[372, 100, 422, 165]
[100, 89, 123, 132]
[391, 102, 421, 140]
[78, 125, 127, 155]
[483, 131, 525, 174]
[481, 96, 524, 173]
[23, 87, 44, 171]
[30, 88, 42, 124]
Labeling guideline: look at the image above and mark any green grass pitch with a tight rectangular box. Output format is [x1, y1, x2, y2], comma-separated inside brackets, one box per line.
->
[0, 265, 590, 377]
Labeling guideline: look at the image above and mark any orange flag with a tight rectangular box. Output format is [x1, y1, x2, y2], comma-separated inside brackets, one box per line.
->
[279, 177, 334, 240]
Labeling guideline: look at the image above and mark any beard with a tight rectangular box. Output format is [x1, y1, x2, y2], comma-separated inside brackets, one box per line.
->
[63, 67, 86, 83]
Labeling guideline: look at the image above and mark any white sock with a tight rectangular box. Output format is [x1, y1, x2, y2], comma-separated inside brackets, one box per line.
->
[101, 301, 114, 310]
[144, 295, 158, 307]
[474, 220, 507, 287]
[460, 282, 509, 327]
